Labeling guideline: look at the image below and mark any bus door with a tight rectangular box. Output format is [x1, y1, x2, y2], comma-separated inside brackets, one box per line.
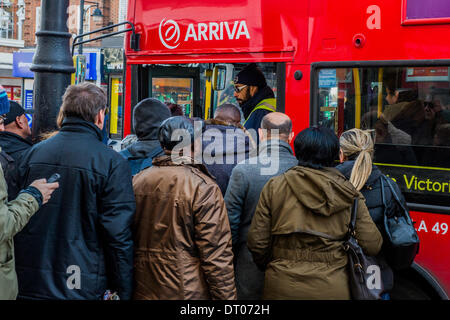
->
[148, 66, 201, 118]
[130, 62, 283, 126]
[108, 75, 124, 140]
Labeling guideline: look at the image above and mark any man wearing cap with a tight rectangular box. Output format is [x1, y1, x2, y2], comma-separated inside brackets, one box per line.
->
[0, 101, 32, 198]
[0, 84, 59, 300]
[233, 63, 276, 134]
[119, 98, 171, 176]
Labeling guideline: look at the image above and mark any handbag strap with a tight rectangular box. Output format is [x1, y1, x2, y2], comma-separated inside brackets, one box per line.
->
[348, 197, 359, 237]
[380, 176, 387, 208]
[381, 175, 409, 217]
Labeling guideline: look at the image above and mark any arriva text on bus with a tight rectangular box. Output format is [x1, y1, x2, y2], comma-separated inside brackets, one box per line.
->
[159, 18, 250, 49]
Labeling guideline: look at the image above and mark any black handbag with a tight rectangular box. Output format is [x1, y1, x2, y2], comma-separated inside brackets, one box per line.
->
[380, 176, 420, 270]
[344, 198, 384, 300]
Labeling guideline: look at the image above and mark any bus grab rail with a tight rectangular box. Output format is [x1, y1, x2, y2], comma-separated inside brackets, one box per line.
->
[71, 21, 140, 56]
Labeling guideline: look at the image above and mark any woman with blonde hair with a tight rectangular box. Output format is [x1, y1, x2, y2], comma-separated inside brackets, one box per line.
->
[336, 128, 407, 300]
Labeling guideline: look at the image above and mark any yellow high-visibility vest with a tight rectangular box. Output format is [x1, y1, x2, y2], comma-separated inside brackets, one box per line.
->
[243, 98, 277, 125]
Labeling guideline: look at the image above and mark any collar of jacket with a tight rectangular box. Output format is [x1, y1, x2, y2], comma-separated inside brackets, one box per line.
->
[153, 154, 215, 179]
[336, 160, 383, 187]
[60, 117, 104, 141]
[0, 130, 32, 146]
[204, 118, 241, 129]
[258, 139, 294, 156]
[241, 85, 275, 120]
[127, 139, 162, 158]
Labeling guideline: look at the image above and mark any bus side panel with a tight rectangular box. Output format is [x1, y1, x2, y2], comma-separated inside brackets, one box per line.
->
[124, 64, 133, 137]
[285, 63, 310, 138]
[410, 211, 450, 294]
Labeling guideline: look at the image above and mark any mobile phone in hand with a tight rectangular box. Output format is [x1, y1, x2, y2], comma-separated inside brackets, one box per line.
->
[47, 173, 60, 183]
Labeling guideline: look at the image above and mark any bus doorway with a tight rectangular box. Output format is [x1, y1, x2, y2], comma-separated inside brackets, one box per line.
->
[129, 62, 283, 127]
[148, 66, 201, 118]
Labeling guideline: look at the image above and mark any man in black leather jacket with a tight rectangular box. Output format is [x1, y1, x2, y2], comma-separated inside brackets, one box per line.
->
[14, 83, 135, 300]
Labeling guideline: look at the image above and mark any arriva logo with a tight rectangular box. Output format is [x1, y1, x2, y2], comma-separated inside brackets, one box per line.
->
[159, 18, 250, 49]
[159, 18, 181, 49]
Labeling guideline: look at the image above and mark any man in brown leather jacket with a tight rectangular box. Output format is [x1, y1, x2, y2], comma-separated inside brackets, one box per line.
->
[132, 116, 237, 300]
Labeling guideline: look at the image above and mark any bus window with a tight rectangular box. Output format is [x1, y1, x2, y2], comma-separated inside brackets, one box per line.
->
[138, 62, 283, 122]
[315, 66, 450, 207]
[152, 78, 194, 117]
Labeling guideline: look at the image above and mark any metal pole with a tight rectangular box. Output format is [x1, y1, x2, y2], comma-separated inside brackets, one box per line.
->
[78, 0, 84, 54]
[30, 0, 75, 142]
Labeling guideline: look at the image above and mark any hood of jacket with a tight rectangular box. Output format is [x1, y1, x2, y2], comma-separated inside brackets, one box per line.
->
[283, 166, 357, 217]
[241, 85, 275, 120]
[127, 139, 162, 158]
[133, 99, 171, 141]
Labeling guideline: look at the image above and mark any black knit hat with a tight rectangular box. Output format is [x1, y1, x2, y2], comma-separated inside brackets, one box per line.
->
[133, 98, 171, 140]
[234, 63, 267, 88]
[4, 100, 25, 126]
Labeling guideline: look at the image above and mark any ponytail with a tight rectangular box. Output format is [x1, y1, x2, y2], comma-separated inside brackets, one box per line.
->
[339, 129, 374, 191]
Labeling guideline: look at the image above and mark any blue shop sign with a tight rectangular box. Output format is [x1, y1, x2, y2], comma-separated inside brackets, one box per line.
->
[13, 52, 97, 81]
[25, 90, 33, 109]
[25, 113, 32, 129]
[318, 69, 337, 88]
[84, 52, 97, 81]
[12, 52, 34, 78]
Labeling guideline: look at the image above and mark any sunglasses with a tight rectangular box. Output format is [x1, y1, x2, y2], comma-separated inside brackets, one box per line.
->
[424, 101, 435, 109]
[234, 85, 248, 93]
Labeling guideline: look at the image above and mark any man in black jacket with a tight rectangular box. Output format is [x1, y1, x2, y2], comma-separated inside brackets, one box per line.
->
[15, 82, 135, 300]
[119, 98, 171, 176]
[0, 101, 32, 199]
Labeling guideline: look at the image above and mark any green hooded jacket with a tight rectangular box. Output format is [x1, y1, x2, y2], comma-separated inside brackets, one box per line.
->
[247, 166, 382, 300]
[0, 162, 39, 300]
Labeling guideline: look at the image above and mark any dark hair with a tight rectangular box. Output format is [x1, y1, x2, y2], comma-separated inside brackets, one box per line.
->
[58, 82, 106, 126]
[158, 116, 204, 151]
[294, 126, 339, 169]
[166, 103, 184, 116]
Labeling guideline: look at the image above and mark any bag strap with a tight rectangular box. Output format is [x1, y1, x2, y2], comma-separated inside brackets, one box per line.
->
[348, 197, 358, 236]
[382, 175, 409, 217]
[380, 176, 387, 208]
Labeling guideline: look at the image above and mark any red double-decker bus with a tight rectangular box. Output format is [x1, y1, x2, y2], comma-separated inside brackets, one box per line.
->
[119, 0, 450, 299]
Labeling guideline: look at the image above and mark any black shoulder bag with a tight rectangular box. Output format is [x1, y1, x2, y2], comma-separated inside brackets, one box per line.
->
[344, 198, 384, 300]
[380, 176, 420, 270]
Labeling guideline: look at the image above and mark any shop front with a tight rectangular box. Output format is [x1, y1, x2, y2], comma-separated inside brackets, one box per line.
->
[101, 47, 125, 141]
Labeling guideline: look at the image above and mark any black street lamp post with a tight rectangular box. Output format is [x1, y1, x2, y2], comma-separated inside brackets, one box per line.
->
[30, 0, 75, 142]
[78, 0, 103, 55]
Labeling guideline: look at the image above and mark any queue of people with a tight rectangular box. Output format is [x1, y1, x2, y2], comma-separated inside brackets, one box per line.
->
[0, 63, 418, 301]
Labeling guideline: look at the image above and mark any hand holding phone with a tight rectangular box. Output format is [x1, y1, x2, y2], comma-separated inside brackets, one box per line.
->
[29, 174, 60, 205]
[47, 173, 60, 183]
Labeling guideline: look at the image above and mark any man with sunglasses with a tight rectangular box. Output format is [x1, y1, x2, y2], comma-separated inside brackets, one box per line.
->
[233, 63, 276, 135]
